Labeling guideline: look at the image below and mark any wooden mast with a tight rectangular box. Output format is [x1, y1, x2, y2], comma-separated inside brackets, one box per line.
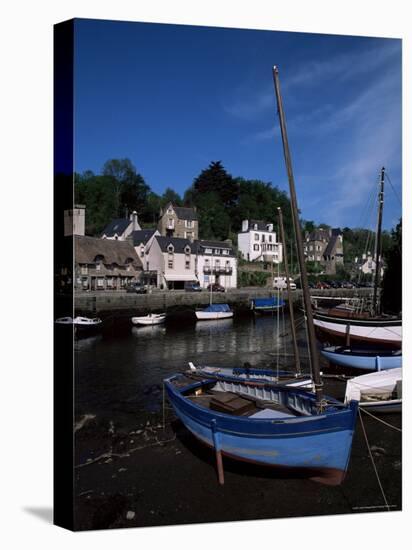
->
[373, 166, 385, 315]
[277, 207, 301, 374]
[272, 66, 324, 407]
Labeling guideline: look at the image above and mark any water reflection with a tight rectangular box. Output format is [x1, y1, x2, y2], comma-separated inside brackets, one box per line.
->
[75, 313, 309, 426]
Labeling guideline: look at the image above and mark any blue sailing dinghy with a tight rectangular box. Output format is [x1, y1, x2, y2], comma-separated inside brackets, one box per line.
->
[321, 346, 402, 371]
[165, 374, 358, 485]
[251, 297, 285, 313]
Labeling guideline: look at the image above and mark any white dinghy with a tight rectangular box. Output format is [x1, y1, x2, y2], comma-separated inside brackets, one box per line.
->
[131, 313, 166, 326]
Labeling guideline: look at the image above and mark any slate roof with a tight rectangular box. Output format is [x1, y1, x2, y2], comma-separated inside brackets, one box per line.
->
[101, 218, 132, 238]
[75, 235, 142, 267]
[132, 229, 156, 246]
[155, 236, 194, 254]
[239, 220, 273, 233]
[195, 240, 236, 257]
[164, 203, 198, 221]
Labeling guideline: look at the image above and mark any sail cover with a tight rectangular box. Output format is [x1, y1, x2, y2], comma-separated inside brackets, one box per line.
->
[253, 297, 285, 308]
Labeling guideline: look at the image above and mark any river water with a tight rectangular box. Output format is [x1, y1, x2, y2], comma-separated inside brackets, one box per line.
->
[75, 312, 311, 428]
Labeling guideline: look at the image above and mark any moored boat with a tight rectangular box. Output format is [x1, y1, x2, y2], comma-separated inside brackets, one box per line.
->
[195, 303, 233, 320]
[131, 313, 166, 326]
[313, 313, 402, 348]
[165, 373, 358, 485]
[344, 368, 402, 413]
[321, 345, 402, 371]
[188, 362, 313, 389]
[251, 297, 285, 313]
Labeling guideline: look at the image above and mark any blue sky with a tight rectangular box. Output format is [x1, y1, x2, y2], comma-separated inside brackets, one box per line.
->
[74, 19, 402, 230]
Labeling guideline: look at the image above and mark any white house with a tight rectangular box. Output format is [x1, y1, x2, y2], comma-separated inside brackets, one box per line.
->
[101, 211, 141, 240]
[356, 252, 385, 277]
[195, 240, 237, 289]
[237, 219, 282, 263]
[131, 228, 161, 286]
[146, 236, 197, 289]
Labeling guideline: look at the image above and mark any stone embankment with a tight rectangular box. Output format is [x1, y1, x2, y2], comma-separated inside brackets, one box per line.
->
[73, 288, 371, 316]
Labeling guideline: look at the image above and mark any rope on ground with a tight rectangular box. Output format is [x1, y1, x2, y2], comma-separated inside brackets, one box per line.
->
[75, 433, 177, 469]
[359, 409, 390, 511]
[359, 406, 402, 432]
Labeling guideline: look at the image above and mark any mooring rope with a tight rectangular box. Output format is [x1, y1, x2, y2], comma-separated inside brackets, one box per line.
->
[359, 406, 402, 432]
[359, 409, 390, 511]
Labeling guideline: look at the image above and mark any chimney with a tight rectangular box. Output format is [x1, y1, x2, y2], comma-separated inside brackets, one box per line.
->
[132, 211, 139, 231]
[242, 220, 249, 232]
[64, 204, 85, 236]
[266, 223, 273, 232]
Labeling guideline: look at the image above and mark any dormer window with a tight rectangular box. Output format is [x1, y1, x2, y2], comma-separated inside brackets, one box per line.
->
[253, 224, 258, 230]
[167, 208, 173, 215]
[167, 244, 174, 253]
[184, 245, 191, 255]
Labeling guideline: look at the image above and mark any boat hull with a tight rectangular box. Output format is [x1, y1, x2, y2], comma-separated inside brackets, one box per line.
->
[321, 348, 401, 371]
[165, 375, 358, 485]
[345, 368, 402, 414]
[195, 311, 234, 320]
[314, 315, 402, 348]
[132, 315, 165, 326]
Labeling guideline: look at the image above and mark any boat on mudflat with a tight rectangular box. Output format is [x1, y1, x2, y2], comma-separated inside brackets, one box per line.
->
[131, 313, 166, 326]
[251, 297, 285, 313]
[313, 312, 402, 348]
[321, 345, 402, 371]
[344, 368, 402, 413]
[195, 303, 233, 320]
[187, 362, 313, 389]
[165, 373, 358, 485]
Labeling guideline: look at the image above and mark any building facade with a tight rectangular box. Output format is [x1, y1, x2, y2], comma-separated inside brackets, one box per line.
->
[74, 235, 142, 291]
[146, 236, 197, 289]
[195, 240, 237, 288]
[304, 227, 344, 275]
[237, 219, 282, 263]
[157, 203, 198, 241]
[131, 228, 161, 286]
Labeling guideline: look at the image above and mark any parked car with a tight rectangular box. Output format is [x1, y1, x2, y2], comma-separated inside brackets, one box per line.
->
[126, 282, 147, 294]
[207, 283, 225, 292]
[273, 277, 297, 290]
[184, 281, 202, 292]
[315, 281, 330, 289]
[341, 281, 355, 289]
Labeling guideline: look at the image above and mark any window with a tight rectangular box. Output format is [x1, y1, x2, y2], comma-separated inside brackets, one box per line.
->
[253, 244, 259, 251]
[185, 259, 190, 269]
[97, 277, 104, 288]
[309, 245, 313, 251]
[167, 244, 174, 253]
[185, 220, 193, 228]
[253, 224, 258, 230]
[168, 259, 174, 269]
[222, 249, 229, 255]
[214, 249, 221, 255]
[269, 235, 272, 242]
[261, 234, 265, 242]
[140, 246, 144, 257]
[205, 248, 212, 254]
[81, 266, 88, 275]
[254, 233, 259, 241]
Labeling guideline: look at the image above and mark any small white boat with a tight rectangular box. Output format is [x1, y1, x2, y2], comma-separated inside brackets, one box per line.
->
[55, 316, 102, 327]
[131, 313, 166, 326]
[344, 367, 402, 413]
[73, 316, 102, 327]
[55, 316, 73, 325]
[195, 304, 233, 320]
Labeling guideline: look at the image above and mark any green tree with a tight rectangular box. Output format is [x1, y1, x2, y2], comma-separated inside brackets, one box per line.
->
[102, 158, 149, 217]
